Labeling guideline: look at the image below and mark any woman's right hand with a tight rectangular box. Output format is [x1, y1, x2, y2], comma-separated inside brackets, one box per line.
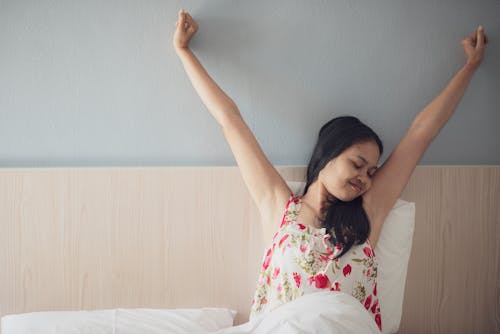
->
[173, 9, 198, 51]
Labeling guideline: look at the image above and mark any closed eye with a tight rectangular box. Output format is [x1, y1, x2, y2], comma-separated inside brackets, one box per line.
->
[353, 162, 375, 178]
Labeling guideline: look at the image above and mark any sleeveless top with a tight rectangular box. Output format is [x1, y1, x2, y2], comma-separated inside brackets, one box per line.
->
[249, 193, 382, 332]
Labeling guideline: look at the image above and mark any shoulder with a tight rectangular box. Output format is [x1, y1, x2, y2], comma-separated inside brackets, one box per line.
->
[259, 187, 294, 241]
[274, 189, 296, 215]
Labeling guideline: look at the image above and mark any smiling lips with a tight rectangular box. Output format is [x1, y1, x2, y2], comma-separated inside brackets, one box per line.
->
[349, 182, 362, 192]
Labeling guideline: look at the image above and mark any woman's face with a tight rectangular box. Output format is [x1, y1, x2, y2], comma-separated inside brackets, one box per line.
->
[319, 141, 380, 201]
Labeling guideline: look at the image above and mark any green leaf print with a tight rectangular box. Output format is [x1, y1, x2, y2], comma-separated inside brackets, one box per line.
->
[283, 272, 292, 295]
[294, 249, 320, 276]
[253, 283, 269, 312]
[352, 281, 366, 302]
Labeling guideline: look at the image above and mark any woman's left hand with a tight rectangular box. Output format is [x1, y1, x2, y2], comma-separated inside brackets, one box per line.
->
[461, 25, 489, 71]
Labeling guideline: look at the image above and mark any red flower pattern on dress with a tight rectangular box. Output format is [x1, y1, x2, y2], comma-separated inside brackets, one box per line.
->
[318, 254, 329, 262]
[343, 264, 352, 277]
[293, 272, 301, 288]
[272, 267, 280, 279]
[330, 281, 341, 291]
[363, 246, 372, 257]
[297, 223, 306, 230]
[373, 282, 377, 296]
[279, 234, 289, 247]
[375, 314, 382, 331]
[313, 273, 330, 289]
[364, 294, 372, 310]
[370, 299, 378, 314]
[280, 217, 286, 228]
[262, 247, 273, 270]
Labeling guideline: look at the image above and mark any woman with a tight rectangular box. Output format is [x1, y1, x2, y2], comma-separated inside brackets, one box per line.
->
[173, 9, 488, 332]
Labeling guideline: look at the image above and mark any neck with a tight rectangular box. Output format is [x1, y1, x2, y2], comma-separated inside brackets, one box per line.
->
[301, 180, 336, 223]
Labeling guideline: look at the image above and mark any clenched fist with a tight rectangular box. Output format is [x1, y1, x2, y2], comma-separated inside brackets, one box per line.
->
[173, 9, 198, 51]
[461, 25, 489, 71]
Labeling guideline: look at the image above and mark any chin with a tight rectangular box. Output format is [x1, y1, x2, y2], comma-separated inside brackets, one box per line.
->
[342, 188, 362, 201]
[332, 191, 351, 202]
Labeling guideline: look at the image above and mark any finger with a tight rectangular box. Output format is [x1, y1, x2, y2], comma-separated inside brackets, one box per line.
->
[461, 36, 473, 47]
[185, 13, 195, 27]
[185, 13, 197, 29]
[178, 11, 189, 31]
[476, 26, 484, 48]
[463, 33, 479, 47]
[463, 32, 475, 43]
[178, 9, 186, 22]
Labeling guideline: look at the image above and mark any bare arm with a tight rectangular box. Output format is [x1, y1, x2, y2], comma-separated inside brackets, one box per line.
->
[413, 25, 488, 138]
[172, 9, 291, 225]
[412, 63, 476, 139]
[364, 26, 489, 249]
[175, 46, 239, 127]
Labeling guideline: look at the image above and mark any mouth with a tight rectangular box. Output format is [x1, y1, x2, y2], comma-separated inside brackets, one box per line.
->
[349, 182, 362, 192]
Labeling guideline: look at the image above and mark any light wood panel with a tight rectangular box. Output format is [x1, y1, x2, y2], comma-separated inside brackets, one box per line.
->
[0, 166, 498, 333]
[397, 166, 499, 333]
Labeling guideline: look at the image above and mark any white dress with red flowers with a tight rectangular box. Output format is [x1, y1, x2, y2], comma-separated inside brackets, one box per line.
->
[249, 193, 382, 332]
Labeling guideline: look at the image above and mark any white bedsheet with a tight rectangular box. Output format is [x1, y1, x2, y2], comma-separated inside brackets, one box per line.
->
[207, 291, 381, 334]
[1, 307, 236, 334]
[2, 291, 380, 334]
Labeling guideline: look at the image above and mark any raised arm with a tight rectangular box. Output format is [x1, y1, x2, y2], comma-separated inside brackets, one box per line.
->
[364, 26, 489, 248]
[173, 10, 237, 126]
[173, 9, 290, 223]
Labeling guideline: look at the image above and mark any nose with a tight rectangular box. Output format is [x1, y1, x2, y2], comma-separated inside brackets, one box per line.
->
[357, 176, 368, 189]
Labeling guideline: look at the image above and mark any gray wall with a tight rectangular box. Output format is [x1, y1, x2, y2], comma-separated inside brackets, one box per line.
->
[1, 0, 498, 167]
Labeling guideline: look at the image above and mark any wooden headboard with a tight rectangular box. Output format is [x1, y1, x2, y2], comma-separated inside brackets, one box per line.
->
[0, 166, 498, 333]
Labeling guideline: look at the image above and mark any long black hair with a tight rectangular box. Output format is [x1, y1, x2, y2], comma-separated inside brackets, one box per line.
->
[303, 115, 383, 258]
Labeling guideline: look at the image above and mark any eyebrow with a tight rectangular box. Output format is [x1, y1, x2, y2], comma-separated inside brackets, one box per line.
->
[357, 155, 378, 170]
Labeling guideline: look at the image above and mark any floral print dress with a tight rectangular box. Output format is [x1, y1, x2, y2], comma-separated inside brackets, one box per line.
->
[249, 193, 382, 332]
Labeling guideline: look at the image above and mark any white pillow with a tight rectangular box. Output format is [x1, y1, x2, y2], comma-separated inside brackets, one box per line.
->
[1, 307, 237, 334]
[286, 181, 415, 334]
